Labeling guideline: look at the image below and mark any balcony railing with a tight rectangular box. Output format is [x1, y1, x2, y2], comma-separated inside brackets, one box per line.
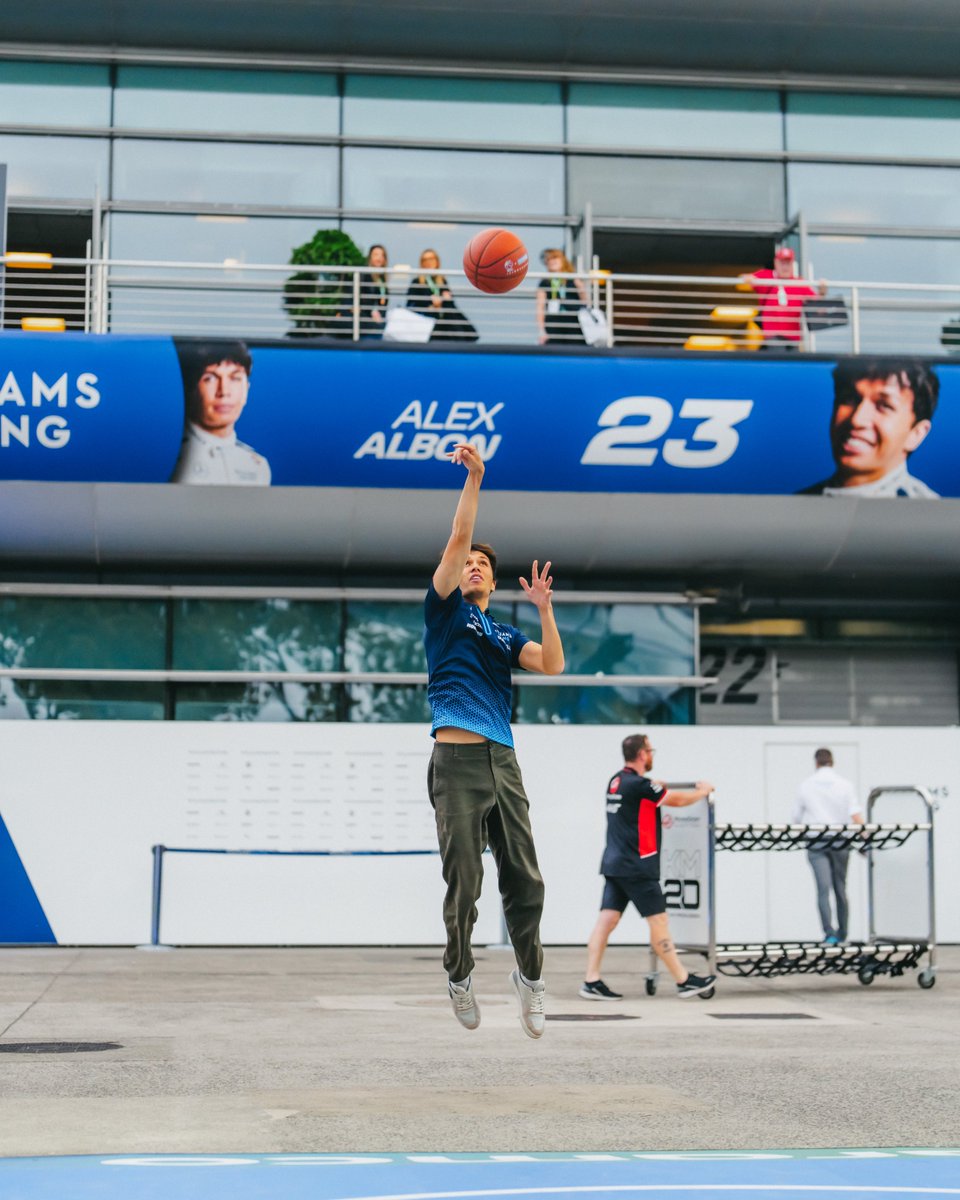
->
[3, 257, 960, 356]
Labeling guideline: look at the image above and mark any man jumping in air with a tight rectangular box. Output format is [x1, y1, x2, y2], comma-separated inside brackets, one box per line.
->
[424, 442, 564, 1038]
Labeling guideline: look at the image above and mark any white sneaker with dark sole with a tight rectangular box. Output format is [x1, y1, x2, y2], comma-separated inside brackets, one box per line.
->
[509, 969, 545, 1039]
[448, 978, 480, 1030]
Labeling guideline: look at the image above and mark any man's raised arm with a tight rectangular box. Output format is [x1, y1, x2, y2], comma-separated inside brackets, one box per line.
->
[432, 442, 485, 600]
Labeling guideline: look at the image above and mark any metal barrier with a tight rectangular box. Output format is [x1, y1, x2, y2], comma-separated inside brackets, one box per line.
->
[145, 843, 440, 948]
[4, 256, 960, 355]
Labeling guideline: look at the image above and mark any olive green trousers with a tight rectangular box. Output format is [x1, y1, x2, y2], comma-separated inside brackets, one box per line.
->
[428, 740, 545, 983]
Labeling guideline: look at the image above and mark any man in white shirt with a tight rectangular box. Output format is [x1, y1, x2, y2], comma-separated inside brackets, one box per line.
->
[792, 748, 864, 945]
[171, 340, 271, 486]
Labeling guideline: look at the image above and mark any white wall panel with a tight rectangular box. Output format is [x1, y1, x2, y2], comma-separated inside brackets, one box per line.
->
[0, 722, 954, 946]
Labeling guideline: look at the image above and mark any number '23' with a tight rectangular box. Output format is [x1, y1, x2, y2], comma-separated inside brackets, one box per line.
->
[580, 397, 754, 470]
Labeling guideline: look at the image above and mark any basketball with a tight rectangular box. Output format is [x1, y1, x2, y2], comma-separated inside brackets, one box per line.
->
[462, 228, 529, 294]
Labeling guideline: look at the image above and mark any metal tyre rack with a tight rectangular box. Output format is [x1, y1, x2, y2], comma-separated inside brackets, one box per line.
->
[649, 786, 936, 995]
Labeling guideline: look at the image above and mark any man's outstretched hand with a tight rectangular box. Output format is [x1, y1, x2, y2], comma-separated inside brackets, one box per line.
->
[520, 559, 554, 611]
[448, 442, 484, 481]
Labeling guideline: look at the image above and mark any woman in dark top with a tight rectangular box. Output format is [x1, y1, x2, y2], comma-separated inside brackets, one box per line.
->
[536, 248, 588, 344]
[359, 243, 389, 338]
[406, 248, 477, 342]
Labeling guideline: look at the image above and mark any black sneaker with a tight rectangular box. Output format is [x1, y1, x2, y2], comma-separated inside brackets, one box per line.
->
[579, 979, 623, 1001]
[677, 972, 716, 998]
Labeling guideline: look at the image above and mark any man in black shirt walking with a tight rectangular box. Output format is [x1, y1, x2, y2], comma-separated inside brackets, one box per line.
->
[581, 732, 716, 1000]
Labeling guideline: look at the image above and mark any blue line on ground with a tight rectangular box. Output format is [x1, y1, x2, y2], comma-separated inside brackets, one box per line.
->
[0, 1150, 958, 1200]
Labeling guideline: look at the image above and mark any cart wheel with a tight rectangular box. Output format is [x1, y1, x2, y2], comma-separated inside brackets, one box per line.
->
[697, 986, 716, 1001]
[918, 969, 936, 990]
[857, 966, 875, 986]
[645, 976, 657, 997]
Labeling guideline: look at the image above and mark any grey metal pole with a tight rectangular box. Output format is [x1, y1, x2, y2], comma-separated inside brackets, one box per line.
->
[707, 793, 717, 975]
[150, 844, 165, 947]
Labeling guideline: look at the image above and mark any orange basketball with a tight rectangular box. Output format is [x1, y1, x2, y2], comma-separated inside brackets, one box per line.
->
[462, 228, 529, 294]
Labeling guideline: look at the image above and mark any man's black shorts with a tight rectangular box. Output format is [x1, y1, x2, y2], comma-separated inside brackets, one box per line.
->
[601, 876, 666, 918]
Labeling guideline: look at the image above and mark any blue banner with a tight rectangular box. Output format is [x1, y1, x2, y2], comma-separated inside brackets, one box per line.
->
[1, 333, 956, 498]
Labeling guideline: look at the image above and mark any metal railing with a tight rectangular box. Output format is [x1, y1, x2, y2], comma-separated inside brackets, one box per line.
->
[3, 257, 960, 356]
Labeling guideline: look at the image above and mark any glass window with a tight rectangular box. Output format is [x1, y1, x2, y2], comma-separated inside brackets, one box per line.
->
[344, 75, 562, 145]
[569, 156, 785, 223]
[514, 602, 696, 725]
[112, 139, 339, 206]
[0, 596, 165, 668]
[343, 147, 565, 215]
[107, 213, 330, 336]
[786, 93, 960, 161]
[698, 642, 776, 724]
[0, 596, 165, 721]
[0, 134, 109, 200]
[568, 84, 782, 152]
[344, 601, 430, 723]
[0, 61, 110, 127]
[109, 212, 328, 266]
[699, 640, 959, 726]
[806, 234, 960, 355]
[114, 66, 339, 135]
[172, 599, 341, 722]
[809, 234, 960, 285]
[789, 162, 960, 229]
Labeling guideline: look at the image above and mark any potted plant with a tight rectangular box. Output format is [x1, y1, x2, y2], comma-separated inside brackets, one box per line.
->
[283, 229, 366, 337]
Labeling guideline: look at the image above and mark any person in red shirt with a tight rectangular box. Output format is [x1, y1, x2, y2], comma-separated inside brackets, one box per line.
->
[741, 247, 827, 351]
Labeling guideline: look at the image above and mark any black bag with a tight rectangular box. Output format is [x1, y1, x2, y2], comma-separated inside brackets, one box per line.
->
[804, 295, 849, 332]
[434, 301, 479, 342]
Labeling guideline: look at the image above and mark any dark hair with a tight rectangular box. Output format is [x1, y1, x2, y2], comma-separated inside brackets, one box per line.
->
[176, 339, 252, 404]
[470, 542, 497, 580]
[815, 748, 834, 768]
[622, 733, 650, 762]
[832, 358, 940, 425]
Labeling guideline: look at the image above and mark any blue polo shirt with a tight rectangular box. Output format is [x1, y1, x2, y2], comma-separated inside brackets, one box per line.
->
[424, 582, 530, 747]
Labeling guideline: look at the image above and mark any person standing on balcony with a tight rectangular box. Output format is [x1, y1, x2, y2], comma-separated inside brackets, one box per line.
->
[406, 248, 477, 341]
[359, 244, 390, 338]
[171, 339, 271, 485]
[536, 249, 588, 344]
[741, 247, 827, 351]
[425, 441, 563, 1039]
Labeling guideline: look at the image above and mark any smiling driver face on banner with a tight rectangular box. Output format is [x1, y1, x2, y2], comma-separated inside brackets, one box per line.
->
[829, 373, 932, 485]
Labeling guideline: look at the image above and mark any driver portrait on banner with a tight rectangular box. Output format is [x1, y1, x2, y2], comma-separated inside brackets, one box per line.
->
[171, 339, 271, 486]
[800, 357, 939, 498]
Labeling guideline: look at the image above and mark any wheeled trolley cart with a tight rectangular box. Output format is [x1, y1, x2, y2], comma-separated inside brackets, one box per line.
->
[647, 785, 936, 996]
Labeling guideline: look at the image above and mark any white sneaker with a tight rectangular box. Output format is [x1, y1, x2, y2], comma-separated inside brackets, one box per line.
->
[509, 969, 545, 1039]
[448, 978, 480, 1030]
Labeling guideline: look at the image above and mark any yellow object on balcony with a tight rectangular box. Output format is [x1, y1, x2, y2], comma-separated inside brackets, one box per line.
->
[711, 304, 759, 323]
[21, 317, 66, 332]
[708, 305, 764, 352]
[684, 334, 737, 351]
[5, 252, 53, 270]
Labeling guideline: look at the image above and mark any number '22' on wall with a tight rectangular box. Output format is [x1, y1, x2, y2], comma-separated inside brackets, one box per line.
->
[581, 397, 754, 469]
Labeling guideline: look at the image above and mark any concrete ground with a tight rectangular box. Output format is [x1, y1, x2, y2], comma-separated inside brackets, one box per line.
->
[0, 944, 956, 1155]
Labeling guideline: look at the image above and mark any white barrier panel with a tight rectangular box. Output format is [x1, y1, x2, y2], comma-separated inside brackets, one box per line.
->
[0, 722, 955, 945]
[659, 799, 712, 948]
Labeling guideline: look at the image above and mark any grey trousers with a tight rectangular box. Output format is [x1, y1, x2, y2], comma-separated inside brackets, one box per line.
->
[427, 740, 545, 983]
[808, 846, 851, 941]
